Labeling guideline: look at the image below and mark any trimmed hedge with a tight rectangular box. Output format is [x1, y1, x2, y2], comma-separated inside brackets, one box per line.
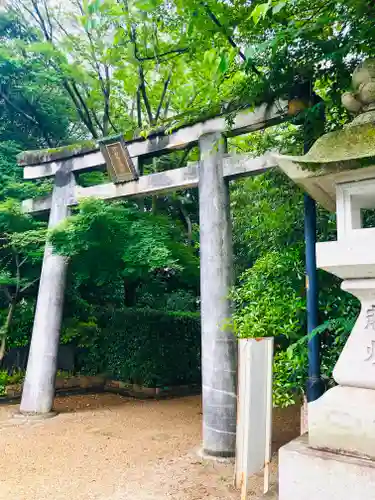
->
[77, 308, 201, 387]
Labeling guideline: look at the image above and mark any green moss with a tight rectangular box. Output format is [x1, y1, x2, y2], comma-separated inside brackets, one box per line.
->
[43, 140, 97, 155]
[17, 140, 98, 166]
[300, 157, 375, 173]
[287, 122, 375, 172]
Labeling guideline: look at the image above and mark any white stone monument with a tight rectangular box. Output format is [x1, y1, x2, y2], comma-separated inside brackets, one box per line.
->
[274, 59, 375, 499]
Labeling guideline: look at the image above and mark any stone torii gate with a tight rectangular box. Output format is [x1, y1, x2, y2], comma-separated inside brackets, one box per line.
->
[17, 102, 286, 458]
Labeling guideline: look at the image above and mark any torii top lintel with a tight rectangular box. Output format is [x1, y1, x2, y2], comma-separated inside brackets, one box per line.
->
[17, 101, 287, 180]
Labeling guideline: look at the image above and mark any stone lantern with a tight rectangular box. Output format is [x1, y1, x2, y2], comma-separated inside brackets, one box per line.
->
[274, 59, 375, 499]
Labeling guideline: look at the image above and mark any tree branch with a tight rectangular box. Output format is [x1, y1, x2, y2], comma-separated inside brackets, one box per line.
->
[108, 115, 119, 134]
[15, 0, 100, 139]
[0, 336, 5, 362]
[0, 296, 17, 361]
[41, 0, 53, 39]
[180, 203, 193, 244]
[138, 48, 189, 61]
[1, 286, 12, 303]
[155, 72, 171, 123]
[30, 0, 53, 41]
[0, 89, 38, 125]
[14, 252, 21, 296]
[61, 79, 98, 138]
[0, 88, 53, 146]
[163, 95, 171, 119]
[71, 81, 102, 135]
[136, 88, 142, 127]
[20, 277, 40, 294]
[77, 2, 112, 135]
[138, 66, 153, 124]
[21, 94, 55, 146]
[102, 64, 111, 135]
[200, 2, 261, 76]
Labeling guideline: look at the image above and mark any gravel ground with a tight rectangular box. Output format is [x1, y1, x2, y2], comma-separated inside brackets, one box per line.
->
[0, 393, 299, 500]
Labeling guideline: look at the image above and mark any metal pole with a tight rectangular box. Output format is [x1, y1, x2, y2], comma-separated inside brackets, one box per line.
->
[304, 193, 323, 402]
[303, 100, 326, 404]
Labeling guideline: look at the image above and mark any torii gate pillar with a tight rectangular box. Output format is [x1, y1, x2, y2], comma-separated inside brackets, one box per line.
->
[20, 163, 75, 415]
[199, 132, 237, 457]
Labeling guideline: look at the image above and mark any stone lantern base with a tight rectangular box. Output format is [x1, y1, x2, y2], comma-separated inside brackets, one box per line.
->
[279, 436, 375, 500]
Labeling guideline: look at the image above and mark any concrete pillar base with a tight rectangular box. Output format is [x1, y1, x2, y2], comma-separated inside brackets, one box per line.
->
[203, 450, 235, 459]
[279, 435, 375, 500]
[14, 410, 58, 421]
[196, 448, 235, 463]
[309, 385, 375, 458]
[260, 485, 278, 499]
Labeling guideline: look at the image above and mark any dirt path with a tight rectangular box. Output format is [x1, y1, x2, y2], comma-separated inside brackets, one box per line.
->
[0, 394, 299, 500]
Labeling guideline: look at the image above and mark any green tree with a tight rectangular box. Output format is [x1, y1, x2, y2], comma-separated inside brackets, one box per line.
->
[49, 198, 199, 308]
[0, 11, 76, 148]
[0, 200, 46, 359]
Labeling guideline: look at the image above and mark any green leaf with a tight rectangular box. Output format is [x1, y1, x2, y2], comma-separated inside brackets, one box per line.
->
[203, 48, 218, 66]
[218, 53, 229, 74]
[87, 0, 101, 14]
[187, 19, 195, 36]
[272, 1, 286, 14]
[244, 46, 256, 60]
[250, 2, 271, 24]
[134, 0, 157, 11]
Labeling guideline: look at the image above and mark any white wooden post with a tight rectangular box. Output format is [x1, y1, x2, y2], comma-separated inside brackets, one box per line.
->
[235, 337, 274, 497]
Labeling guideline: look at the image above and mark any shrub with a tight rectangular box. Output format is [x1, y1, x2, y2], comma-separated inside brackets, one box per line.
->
[273, 316, 355, 407]
[231, 247, 305, 340]
[0, 370, 8, 395]
[0, 370, 25, 396]
[76, 308, 201, 387]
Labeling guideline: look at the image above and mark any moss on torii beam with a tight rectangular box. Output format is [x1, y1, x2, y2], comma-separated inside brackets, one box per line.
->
[17, 140, 98, 167]
[17, 101, 288, 175]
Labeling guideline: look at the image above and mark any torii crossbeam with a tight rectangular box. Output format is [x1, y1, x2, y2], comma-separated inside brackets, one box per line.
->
[18, 102, 286, 458]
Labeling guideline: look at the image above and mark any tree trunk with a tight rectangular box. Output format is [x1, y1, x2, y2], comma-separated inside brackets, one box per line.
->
[151, 157, 158, 214]
[0, 297, 17, 362]
[180, 204, 193, 244]
[124, 279, 139, 307]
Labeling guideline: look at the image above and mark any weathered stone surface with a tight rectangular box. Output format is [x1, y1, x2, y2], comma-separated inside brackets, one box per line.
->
[344, 59, 375, 115]
[22, 153, 276, 214]
[20, 163, 75, 415]
[273, 153, 375, 211]
[20, 102, 286, 175]
[199, 132, 237, 457]
[279, 436, 375, 500]
[276, 123, 375, 167]
[331, 279, 375, 388]
[17, 141, 97, 166]
[316, 238, 375, 279]
[309, 386, 375, 458]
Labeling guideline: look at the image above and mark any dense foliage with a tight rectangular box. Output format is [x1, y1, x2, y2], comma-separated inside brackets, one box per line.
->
[76, 308, 201, 386]
[1, 308, 201, 392]
[0, 0, 372, 403]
